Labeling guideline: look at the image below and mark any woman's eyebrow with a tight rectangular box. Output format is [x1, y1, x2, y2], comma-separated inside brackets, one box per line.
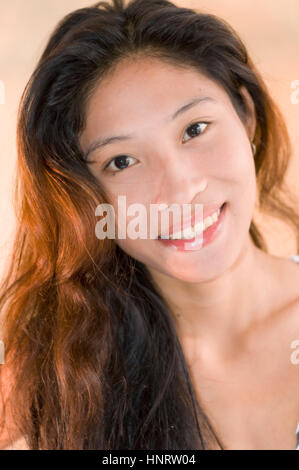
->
[84, 95, 217, 159]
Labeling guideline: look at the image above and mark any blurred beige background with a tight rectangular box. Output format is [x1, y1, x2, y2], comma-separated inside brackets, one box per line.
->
[0, 0, 298, 278]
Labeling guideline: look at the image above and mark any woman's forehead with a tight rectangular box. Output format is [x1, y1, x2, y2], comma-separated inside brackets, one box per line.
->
[86, 57, 226, 111]
[80, 57, 229, 148]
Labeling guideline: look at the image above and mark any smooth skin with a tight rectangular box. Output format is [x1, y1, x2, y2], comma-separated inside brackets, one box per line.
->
[80, 56, 299, 450]
[2, 56, 299, 450]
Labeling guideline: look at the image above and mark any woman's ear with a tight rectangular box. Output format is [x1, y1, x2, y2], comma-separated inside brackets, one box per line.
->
[239, 85, 256, 142]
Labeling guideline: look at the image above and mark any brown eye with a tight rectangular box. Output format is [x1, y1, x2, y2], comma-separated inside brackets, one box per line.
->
[104, 155, 137, 172]
[183, 122, 208, 143]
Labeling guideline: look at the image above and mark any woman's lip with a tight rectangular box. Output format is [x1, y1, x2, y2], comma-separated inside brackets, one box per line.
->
[158, 202, 226, 238]
[156, 202, 227, 250]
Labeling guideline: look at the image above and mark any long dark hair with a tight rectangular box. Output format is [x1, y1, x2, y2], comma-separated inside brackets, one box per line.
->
[0, 0, 298, 450]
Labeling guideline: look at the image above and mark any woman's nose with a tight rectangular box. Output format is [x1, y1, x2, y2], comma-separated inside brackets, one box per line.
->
[155, 151, 208, 202]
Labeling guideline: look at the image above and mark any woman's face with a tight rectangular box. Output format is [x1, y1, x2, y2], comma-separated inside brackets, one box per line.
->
[80, 56, 257, 282]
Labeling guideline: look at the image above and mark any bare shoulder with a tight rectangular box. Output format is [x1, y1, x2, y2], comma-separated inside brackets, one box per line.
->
[271, 255, 299, 315]
[281, 256, 299, 314]
[256, 254, 299, 369]
[269, 255, 299, 371]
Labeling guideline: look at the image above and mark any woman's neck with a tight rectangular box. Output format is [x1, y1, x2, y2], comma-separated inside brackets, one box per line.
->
[147, 238, 280, 365]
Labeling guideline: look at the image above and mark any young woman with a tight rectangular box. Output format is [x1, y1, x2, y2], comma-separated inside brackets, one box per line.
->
[0, 0, 299, 450]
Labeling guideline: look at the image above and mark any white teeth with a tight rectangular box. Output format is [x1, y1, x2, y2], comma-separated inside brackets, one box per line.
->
[162, 206, 223, 240]
[204, 215, 213, 230]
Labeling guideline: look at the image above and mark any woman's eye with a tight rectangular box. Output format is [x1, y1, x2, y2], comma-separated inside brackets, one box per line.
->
[182, 121, 209, 143]
[103, 121, 209, 173]
[104, 155, 137, 172]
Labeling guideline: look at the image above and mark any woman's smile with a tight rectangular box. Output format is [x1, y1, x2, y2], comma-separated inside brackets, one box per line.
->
[156, 201, 227, 252]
